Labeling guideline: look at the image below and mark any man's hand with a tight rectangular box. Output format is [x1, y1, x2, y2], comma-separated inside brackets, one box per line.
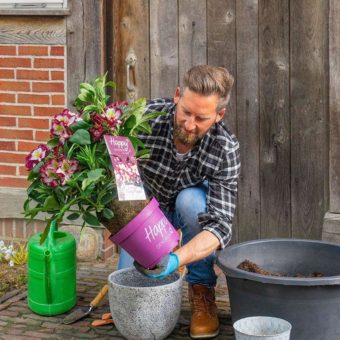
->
[134, 253, 179, 279]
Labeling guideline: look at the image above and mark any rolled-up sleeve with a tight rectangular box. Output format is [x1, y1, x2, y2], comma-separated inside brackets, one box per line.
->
[198, 142, 241, 248]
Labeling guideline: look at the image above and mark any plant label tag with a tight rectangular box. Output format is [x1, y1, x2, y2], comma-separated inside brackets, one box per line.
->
[104, 135, 146, 201]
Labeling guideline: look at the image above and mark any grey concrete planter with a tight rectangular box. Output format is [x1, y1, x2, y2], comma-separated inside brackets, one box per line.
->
[108, 268, 183, 340]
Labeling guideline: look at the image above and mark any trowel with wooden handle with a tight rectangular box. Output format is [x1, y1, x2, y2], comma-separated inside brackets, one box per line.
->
[62, 284, 109, 324]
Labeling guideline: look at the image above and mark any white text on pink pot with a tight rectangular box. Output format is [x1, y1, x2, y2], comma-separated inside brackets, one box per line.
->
[144, 217, 174, 243]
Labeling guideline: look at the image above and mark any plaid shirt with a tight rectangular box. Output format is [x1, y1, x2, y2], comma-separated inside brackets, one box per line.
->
[137, 98, 241, 249]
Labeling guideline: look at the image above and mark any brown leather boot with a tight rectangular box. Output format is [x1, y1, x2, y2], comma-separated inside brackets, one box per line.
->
[188, 284, 219, 339]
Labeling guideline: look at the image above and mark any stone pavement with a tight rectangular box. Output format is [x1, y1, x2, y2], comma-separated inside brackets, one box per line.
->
[0, 256, 234, 339]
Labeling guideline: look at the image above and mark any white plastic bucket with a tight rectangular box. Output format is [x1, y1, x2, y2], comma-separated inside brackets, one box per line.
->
[233, 316, 292, 340]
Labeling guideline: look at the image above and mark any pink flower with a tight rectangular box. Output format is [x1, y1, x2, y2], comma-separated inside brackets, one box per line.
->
[40, 159, 60, 188]
[25, 144, 49, 170]
[50, 109, 82, 144]
[56, 156, 79, 185]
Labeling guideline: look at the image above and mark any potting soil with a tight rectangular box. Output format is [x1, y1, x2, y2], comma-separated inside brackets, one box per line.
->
[238, 259, 324, 278]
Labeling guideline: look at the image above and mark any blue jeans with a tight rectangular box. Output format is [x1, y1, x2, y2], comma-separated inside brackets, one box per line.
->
[118, 182, 217, 287]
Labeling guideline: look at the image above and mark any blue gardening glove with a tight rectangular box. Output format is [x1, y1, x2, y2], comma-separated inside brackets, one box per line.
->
[134, 253, 180, 279]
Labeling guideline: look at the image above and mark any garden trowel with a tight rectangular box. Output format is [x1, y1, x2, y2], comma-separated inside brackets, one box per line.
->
[62, 284, 109, 324]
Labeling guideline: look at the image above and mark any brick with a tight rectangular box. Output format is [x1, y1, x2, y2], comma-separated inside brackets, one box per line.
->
[0, 128, 33, 140]
[0, 105, 31, 116]
[35, 130, 50, 141]
[19, 165, 28, 176]
[18, 141, 41, 152]
[14, 219, 25, 238]
[0, 152, 24, 163]
[19, 45, 48, 56]
[26, 222, 35, 238]
[0, 68, 15, 78]
[0, 141, 15, 150]
[0, 320, 7, 326]
[34, 58, 64, 69]
[0, 81, 30, 91]
[0, 45, 16, 55]
[17, 69, 49, 80]
[18, 93, 49, 105]
[34, 106, 64, 117]
[50, 46, 64, 56]
[51, 94, 65, 105]
[34, 220, 46, 232]
[0, 176, 29, 188]
[0, 58, 31, 68]
[0, 93, 15, 103]
[0, 165, 16, 175]
[18, 117, 49, 129]
[0, 116, 16, 126]
[50, 70, 64, 80]
[4, 219, 13, 237]
[32, 82, 64, 93]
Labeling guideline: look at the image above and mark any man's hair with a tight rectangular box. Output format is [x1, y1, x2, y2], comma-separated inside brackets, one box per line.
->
[182, 65, 234, 112]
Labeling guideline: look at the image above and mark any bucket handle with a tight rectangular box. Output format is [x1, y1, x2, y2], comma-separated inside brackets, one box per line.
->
[44, 220, 57, 304]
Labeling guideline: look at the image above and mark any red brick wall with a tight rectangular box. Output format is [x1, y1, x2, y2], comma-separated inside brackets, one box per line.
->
[0, 44, 66, 188]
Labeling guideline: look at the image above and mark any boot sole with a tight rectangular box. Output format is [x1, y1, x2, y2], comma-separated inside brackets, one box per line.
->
[190, 328, 220, 339]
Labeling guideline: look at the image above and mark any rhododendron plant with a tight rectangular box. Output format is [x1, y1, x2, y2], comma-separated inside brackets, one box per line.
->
[24, 75, 163, 243]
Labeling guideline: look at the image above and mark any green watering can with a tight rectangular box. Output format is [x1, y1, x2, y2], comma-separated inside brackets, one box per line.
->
[27, 220, 77, 315]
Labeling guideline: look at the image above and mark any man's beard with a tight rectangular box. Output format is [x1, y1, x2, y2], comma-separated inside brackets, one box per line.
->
[173, 121, 203, 146]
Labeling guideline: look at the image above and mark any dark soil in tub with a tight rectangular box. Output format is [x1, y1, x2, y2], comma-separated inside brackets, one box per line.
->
[238, 259, 324, 278]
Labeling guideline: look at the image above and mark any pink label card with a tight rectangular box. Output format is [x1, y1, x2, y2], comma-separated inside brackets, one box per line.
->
[104, 135, 146, 201]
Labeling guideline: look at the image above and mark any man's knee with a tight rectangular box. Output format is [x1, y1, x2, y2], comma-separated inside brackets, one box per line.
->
[175, 185, 207, 222]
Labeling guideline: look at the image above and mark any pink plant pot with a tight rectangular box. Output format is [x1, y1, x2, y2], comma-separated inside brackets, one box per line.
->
[109, 197, 180, 268]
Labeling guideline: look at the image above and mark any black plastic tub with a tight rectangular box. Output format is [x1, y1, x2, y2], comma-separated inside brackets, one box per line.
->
[217, 239, 340, 340]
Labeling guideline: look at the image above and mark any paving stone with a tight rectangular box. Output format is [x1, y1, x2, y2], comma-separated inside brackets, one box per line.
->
[0, 256, 234, 339]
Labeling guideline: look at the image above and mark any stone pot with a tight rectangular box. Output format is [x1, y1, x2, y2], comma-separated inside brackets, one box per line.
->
[108, 267, 183, 340]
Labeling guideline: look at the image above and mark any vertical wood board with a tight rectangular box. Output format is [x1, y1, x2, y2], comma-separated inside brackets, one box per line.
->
[109, 0, 150, 101]
[150, 0, 179, 98]
[66, 0, 105, 107]
[207, 0, 237, 135]
[236, 0, 260, 241]
[259, 0, 290, 238]
[207, 0, 238, 243]
[329, 0, 340, 212]
[290, 0, 329, 239]
[178, 0, 207, 85]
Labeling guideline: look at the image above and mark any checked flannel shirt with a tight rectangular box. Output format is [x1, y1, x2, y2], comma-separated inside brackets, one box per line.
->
[137, 98, 241, 249]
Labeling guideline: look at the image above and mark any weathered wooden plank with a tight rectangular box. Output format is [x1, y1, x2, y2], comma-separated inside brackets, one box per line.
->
[259, 0, 290, 238]
[207, 0, 238, 243]
[66, 0, 105, 106]
[290, 0, 328, 239]
[329, 0, 340, 212]
[207, 0, 237, 135]
[109, 0, 150, 102]
[178, 0, 207, 86]
[236, 0, 260, 242]
[0, 16, 66, 44]
[150, 0, 178, 98]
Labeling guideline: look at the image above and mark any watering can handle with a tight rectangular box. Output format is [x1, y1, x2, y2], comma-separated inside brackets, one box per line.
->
[44, 219, 58, 304]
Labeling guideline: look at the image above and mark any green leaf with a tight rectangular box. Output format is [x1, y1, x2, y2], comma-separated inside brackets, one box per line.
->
[136, 122, 152, 134]
[136, 148, 150, 158]
[27, 161, 43, 180]
[70, 120, 92, 132]
[103, 208, 114, 219]
[67, 212, 81, 220]
[87, 168, 104, 180]
[80, 82, 95, 93]
[47, 137, 60, 148]
[129, 136, 144, 152]
[105, 80, 116, 89]
[83, 211, 101, 226]
[69, 129, 91, 145]
[27, 179, 41, 196]
[43, 195, 60, 210]
[101, 192, 114, 205]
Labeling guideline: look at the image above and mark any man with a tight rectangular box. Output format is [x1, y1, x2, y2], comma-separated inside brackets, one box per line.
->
[119, 65, 240, 339]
